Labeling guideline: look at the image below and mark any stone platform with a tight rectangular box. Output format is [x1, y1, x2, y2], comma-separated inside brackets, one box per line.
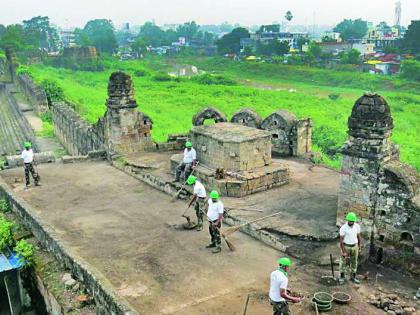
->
[170, 154, 289, 197]
[119, 151, 340, 264]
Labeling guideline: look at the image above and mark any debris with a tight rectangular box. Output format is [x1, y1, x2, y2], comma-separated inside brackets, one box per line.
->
[368, 292, 416, 314]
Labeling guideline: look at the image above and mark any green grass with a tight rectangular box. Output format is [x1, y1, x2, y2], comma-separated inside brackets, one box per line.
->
[27, 56, 420, 171]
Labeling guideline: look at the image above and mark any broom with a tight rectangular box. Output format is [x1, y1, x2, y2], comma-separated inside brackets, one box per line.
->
[170, 162, 199, 202]
[221, 210, 284, 238]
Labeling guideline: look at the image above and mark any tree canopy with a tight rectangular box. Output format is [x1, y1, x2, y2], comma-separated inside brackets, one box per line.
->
[402, 20, 420, 54]
[216, 27, 250, 55]
[77, 19, 117, 53]
[333, 19, 368, 40]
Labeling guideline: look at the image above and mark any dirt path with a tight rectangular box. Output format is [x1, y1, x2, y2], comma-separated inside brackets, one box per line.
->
[0, 162, 394, 314]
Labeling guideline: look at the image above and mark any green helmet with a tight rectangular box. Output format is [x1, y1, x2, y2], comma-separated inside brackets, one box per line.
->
[24, 142, 31, 148]
[210, 190, 219, 199]
[346, 212, 357, 222]
[187, 175, 196, 185]
[277, 257, 292, 267]
[185, 141, 193, 148]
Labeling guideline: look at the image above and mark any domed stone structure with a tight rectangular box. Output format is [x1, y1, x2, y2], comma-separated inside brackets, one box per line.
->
[341, 92, 395, 160]
[230, 108, 262, 128]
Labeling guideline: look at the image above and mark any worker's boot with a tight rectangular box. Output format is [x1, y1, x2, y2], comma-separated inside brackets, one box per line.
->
[338, 273, 345, 285]
[195, 224, 203, 231]
[351, 273, 360, 284]
[212, 245, 221, 254]
[206, 243, 216, 248]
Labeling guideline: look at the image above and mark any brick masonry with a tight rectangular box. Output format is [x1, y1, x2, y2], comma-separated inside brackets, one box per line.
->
[337, 93, 419, 274]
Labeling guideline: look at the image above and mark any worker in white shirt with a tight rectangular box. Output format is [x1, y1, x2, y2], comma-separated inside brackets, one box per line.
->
[21, 142, 39, 188]
[338, 212, 362, 284]
[204, 190, 223, 254]
[186, 175, 206, 231]
[174, 141, 196, 182]
[269, 257, 302, 315]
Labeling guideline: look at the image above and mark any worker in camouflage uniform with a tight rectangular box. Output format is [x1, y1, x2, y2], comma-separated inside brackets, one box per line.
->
[339, 212, 362, 284]
[186, 175, 207, 231]
[204, 190, 224, 254]
[20, 142, 40, 188]
[174, 141, 196, 182]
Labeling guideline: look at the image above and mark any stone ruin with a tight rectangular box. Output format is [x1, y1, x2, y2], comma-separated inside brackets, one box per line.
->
[193, 107, 312, 157]
[260, 110, 312, 156]
[337, 93, 419, 274]
[171, 122, 289, 197]
[103, 71, 153, 155]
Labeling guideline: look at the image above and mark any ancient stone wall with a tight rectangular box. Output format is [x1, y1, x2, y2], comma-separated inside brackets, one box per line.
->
[372, 161, 419, 274]
[230, 108, 262, 128]
[337, 93, 419, 273]
[51, 102, 105, 155]
[190, 123, 271, 172]
[17, 74, 49, 113]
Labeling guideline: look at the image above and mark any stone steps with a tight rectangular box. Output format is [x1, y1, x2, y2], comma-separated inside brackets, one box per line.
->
[0, 85, 37, 156]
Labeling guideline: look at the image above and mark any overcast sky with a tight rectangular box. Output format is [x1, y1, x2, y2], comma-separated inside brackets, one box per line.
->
[1, 0, 419, 28]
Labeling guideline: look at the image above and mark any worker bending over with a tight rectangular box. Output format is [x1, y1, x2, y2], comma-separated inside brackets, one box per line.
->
[174, 141, 196, 182]
[204, 190, 223, 254]
[269, 257, 302, 315]
[339, 212, 361, 284]
[186, 175, 206, 231]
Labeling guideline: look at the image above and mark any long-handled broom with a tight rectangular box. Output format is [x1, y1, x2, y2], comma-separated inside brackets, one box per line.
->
[221, 210, 284, 251]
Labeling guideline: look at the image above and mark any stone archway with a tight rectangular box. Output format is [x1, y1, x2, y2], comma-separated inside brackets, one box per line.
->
[230, 108, 262, 128]
[261, 110, 297, 156]
[192, 107, 227, 126]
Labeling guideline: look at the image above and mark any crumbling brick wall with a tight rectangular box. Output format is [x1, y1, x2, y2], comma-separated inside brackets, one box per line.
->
[337, 93, 419, 273]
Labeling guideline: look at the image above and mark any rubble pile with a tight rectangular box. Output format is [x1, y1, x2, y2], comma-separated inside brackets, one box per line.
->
[368, 293, 417, 315]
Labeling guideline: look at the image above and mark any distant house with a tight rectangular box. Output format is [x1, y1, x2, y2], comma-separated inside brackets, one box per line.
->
[241, 31, 309, 53]
[59, 29, 76, 48]
[318, 42, 352, 54]
[352, 43, 375, 56]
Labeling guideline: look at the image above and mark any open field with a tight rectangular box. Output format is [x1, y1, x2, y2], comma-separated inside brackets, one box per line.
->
[27, 57, 420, 170]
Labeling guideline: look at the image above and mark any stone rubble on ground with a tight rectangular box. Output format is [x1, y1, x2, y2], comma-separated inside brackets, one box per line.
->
[368, 292, 417, 315]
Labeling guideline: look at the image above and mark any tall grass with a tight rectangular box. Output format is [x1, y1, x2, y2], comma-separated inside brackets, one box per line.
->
[27, 57, 420, 171]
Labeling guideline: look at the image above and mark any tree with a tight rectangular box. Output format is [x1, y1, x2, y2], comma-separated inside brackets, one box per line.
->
[176, 21, 199, 41]
[74, 28, 91, 47]
[400, 60, 420, 81]
[216, 27, 250, 55]
[340, 49, 361, 64]
[138, 22, 167, 47]
[285, 11, 293, 22]
[257, 40, 289, 56]
[0, 24, 26, 50]
[305, 42, 322, 65]
[81, 19, 117, 53]
[402, 20, 420, 54]
[259, 25, 280, 33]
[333, 19, 368, 40]
[0, 25, 6, 39]
[131, 37, 146, 55]
[22, 16, 59, 52]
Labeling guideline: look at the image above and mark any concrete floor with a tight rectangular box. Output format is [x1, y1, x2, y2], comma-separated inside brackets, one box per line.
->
[0, 162, 397, 314]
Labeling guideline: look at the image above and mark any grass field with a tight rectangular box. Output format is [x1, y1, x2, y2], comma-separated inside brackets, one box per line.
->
[27, 56, 419, 171]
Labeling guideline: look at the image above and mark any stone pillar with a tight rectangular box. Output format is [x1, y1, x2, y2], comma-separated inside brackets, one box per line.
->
[337, 93, 397, 257]
[104, 71, 153, 155]
[5, 47, 17, 83]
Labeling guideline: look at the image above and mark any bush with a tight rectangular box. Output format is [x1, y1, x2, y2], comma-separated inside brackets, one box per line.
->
[400, 60, 420, 82]
[0, 199, 10, 213]
[134, 69, 148, 77]
[40, 79, 64, 106]
[16, 65, 33, 78]
[152, 72, 172, 82]
[14, 239, 34, 266]
[328, 93, 341, 100]
[192, 73, 237, 85]
[0, 214, 14, 252]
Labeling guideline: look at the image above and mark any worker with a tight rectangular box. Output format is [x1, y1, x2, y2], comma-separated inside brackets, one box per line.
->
[338, 212, 361, 285]
[204, 190, 223, 254]
[174, 141, 196, 182]
[269, 257, 302, 315]
[186, 175, 206, 231]
[21, 142, 39, 188]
